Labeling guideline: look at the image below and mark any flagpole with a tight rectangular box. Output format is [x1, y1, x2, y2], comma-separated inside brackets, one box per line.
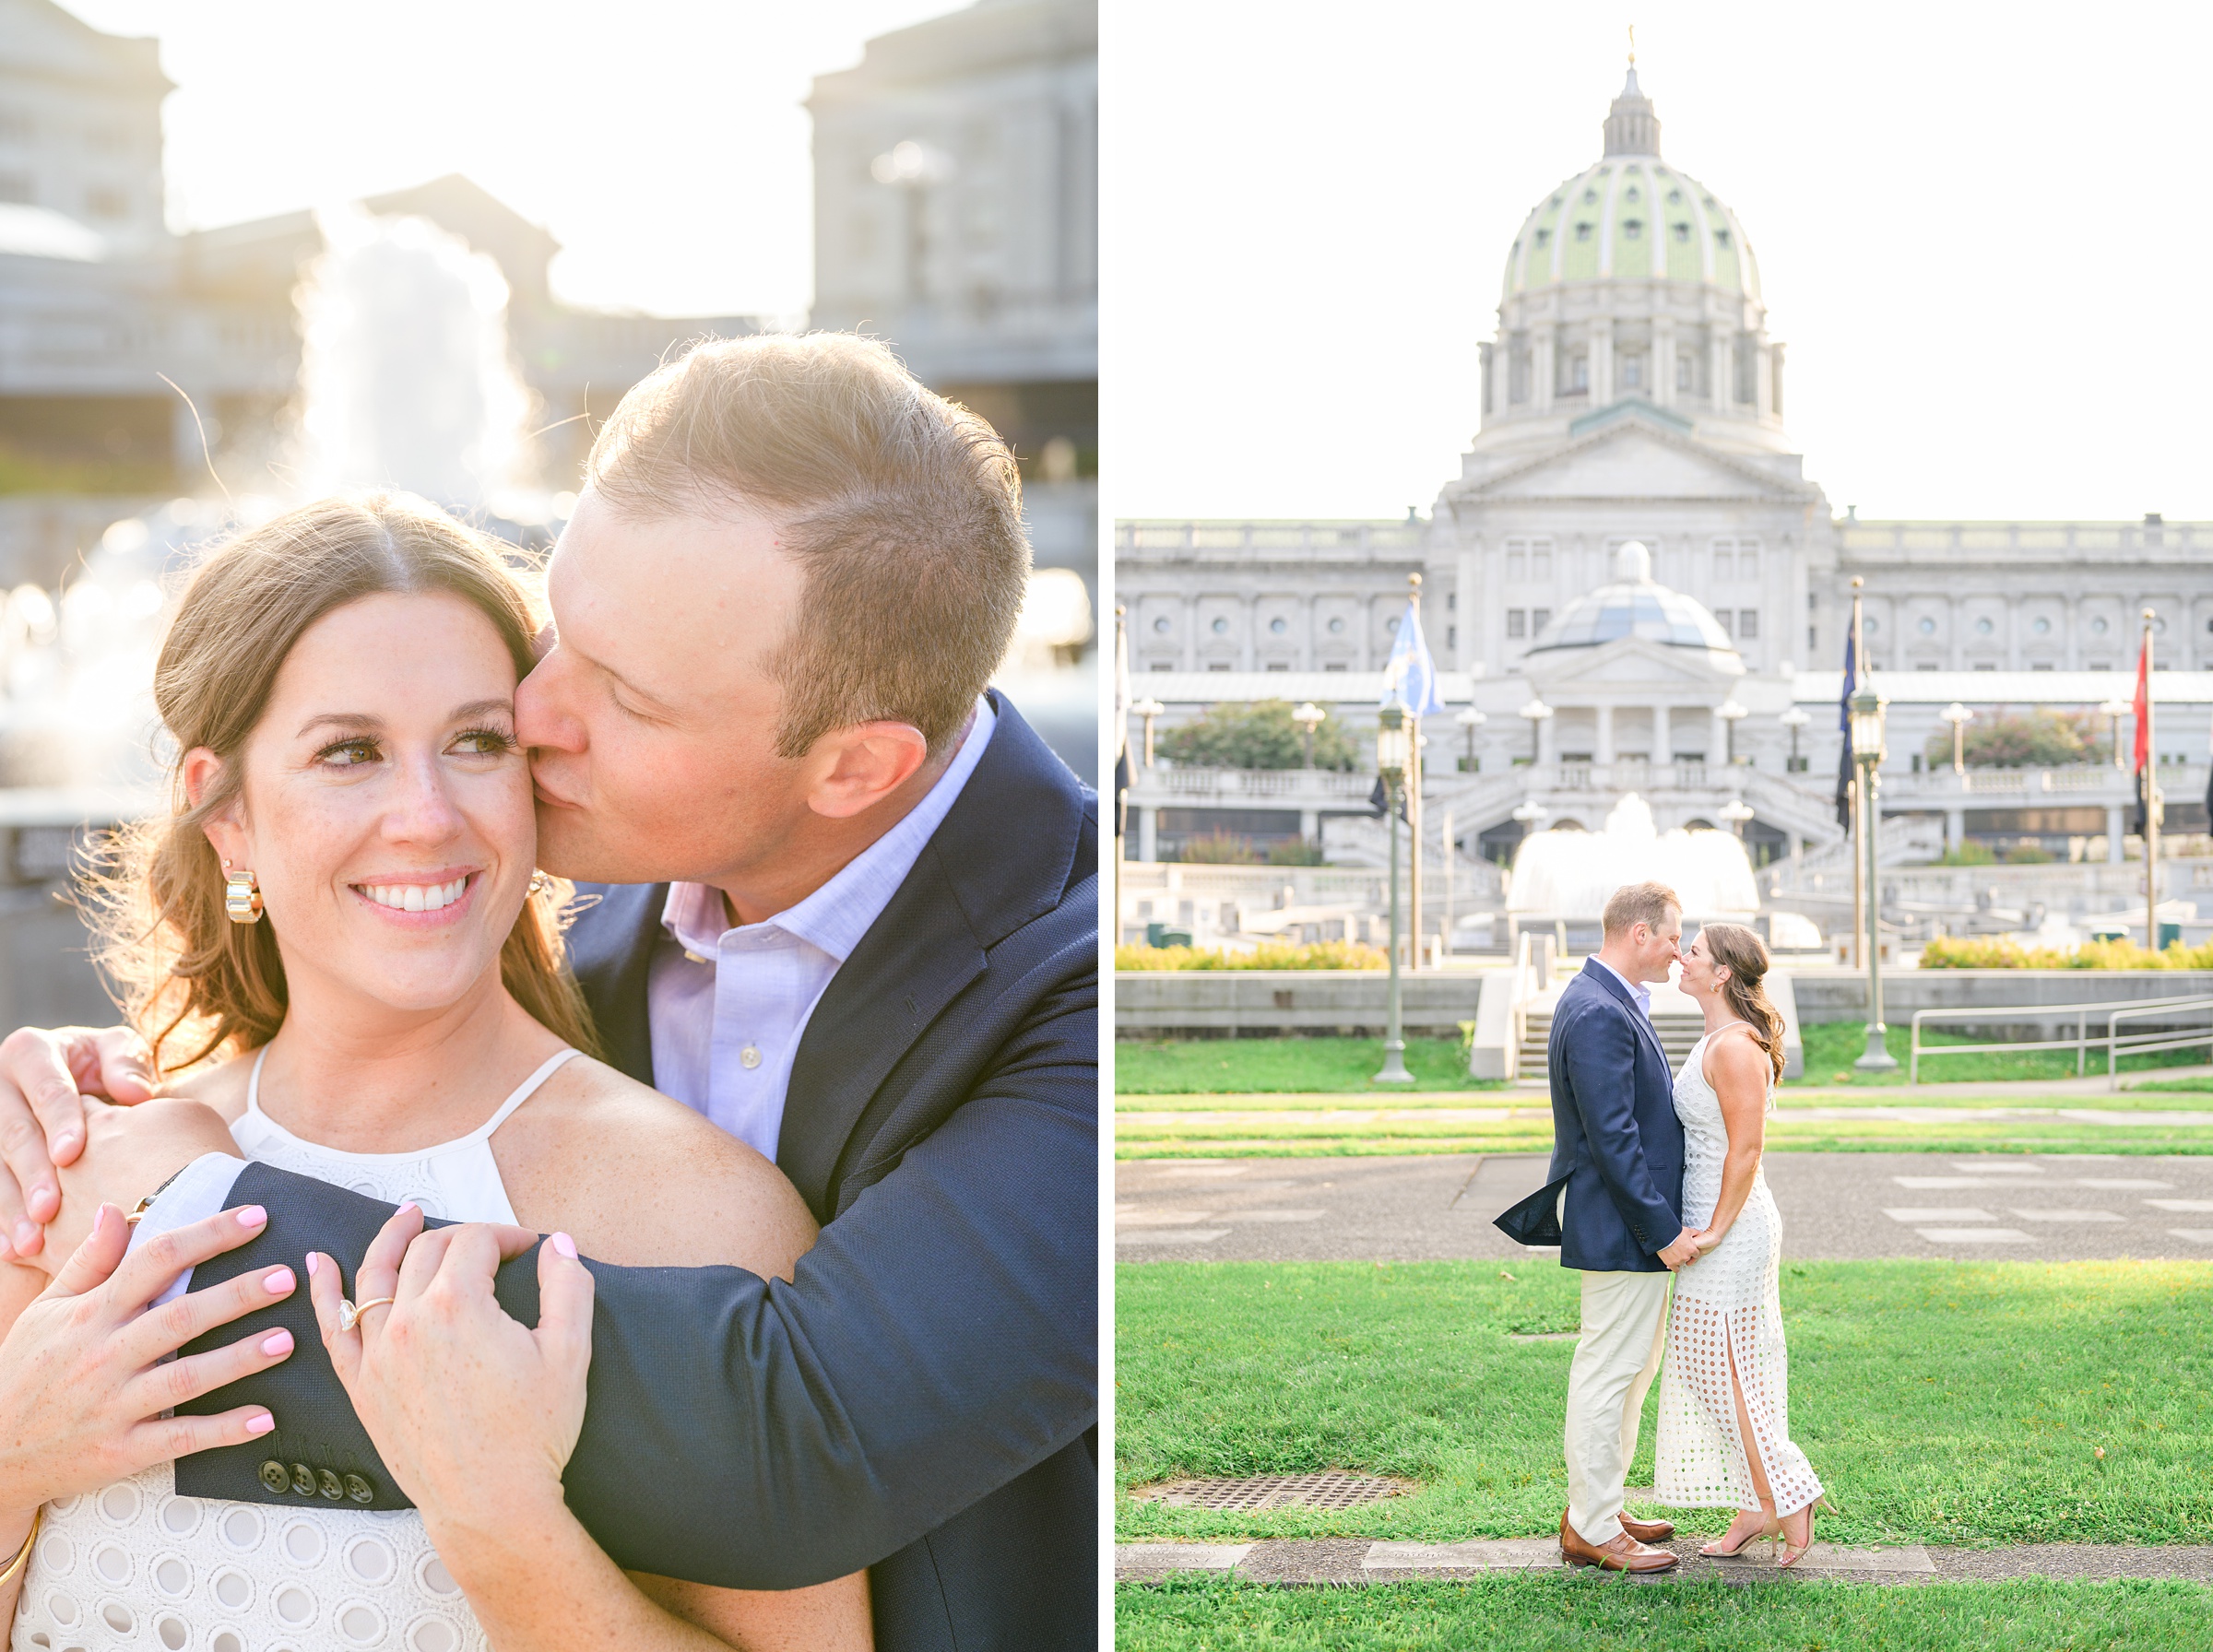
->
[1850, 577, 1865, 971]
[1407, 572, 1425, 973]
[2145, 608, 2160, 953]
[1114, 603, 1129, 947]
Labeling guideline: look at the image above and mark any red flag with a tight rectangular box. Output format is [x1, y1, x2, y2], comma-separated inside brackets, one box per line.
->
[2133, 631, 2151, 773]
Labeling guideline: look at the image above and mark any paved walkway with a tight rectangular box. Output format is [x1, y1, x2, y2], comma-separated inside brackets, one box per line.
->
[1115, 1150, 2213, 1263]
[1116, 1536, 2213, 1587]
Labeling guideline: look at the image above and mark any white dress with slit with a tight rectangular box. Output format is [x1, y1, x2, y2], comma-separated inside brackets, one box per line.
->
[10, 1046, 580, 1652]
[1652, 1028, 1824, 1516]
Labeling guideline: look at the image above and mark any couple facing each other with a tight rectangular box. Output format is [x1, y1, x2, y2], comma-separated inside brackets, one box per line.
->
[0, 333, 1096, 1651]
[1504, 880, 1829, 1575]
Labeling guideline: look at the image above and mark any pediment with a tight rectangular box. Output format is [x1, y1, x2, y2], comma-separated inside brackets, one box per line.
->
[1523, 635, 1745, 691]
[1469, 419, 1813, 505]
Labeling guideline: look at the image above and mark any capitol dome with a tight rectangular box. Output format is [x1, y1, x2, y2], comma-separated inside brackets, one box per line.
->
[1499, 67, 1759, 305]
[1527, 541, 1737, 655]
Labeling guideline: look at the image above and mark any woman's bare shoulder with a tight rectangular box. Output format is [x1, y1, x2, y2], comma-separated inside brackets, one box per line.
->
[494, 1056, 819, 1279]
[1706, 1023, 1774, 1093]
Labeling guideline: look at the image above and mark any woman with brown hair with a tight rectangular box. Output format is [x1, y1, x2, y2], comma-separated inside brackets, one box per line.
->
[1652, 920, 1830, 1567]
[0, 493, 870, 1650]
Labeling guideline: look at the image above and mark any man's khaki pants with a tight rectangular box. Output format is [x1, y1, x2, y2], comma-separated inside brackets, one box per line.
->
[1563, 1266, 1673, 1546]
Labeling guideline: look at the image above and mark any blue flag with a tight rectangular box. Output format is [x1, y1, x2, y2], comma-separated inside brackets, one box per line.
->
[1834, 621, 1856, 831]
[1380, 599, 1446, 716]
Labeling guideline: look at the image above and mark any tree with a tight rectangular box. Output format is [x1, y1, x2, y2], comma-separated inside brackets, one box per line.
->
[1156, 699, 1360, 771]
[1924, 709, 2093, 770]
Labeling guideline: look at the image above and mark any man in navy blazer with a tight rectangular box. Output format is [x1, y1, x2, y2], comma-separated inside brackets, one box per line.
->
[1544, 880, 1700, 1575]
[0, 336, 1097, 1650]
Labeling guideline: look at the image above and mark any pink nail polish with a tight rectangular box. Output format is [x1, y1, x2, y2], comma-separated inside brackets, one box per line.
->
[246, 1413, 276, 1435]
[236, 1205, 267, 1230]
[90, 1205, 111, 1240]
[550, 1232, 577, 1260]
[398, 1202, 420, 1217]
[260, 1329, 293, 1356]
[304, 1253, 319, 1278]
[262, 1267, 294, 1294]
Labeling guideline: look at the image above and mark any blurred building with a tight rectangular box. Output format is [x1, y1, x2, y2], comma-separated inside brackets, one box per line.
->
[0, 0, 761, 585]
[811, 0, 1097, 780]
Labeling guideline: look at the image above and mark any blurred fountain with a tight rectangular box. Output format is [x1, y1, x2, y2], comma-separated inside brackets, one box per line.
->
[0, 206, 548, 797]
[1506, 794, 1759, 923]
[293, 206, 537, 512]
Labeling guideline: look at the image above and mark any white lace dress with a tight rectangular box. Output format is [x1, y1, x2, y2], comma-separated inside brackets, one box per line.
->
[1652, 1028, 1824, 1516]
[10, 1046, 580, 1652]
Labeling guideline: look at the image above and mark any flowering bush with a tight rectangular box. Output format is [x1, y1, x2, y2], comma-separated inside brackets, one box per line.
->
[1115, 939, 1388, 971]
[1920, 935, 2213, 970]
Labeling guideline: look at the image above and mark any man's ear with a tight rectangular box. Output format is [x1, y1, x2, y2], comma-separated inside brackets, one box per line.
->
[805, 721, 932, 820]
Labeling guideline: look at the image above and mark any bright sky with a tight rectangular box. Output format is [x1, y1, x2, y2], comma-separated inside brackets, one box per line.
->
[58, 0, 955, 318]
[1103, 2, 2213, 523]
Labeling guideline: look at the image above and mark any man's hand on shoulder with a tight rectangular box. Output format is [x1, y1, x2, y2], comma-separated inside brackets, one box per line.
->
[1657, 1229, 1701, 1270]
[39, 1097, 243, 1271]
[0, 1026, 159, 1258]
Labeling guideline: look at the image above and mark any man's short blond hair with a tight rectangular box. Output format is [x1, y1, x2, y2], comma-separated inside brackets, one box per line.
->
[585, 332, 1030, 759]
[1602, 880, 1682, 939]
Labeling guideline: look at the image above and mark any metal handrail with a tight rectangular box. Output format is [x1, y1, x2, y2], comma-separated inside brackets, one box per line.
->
[2108, 998, 2213, 1090]
[1907, 993, 2213, 1083]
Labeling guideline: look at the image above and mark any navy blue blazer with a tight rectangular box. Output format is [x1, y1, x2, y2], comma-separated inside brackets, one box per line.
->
[1544, 959, 1686, 1272]
[170, 692, 1099, 1652]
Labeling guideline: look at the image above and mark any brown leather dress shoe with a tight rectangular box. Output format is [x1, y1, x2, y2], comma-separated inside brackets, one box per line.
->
[1620, 1512, 1676, 1543]
[1559, 1510, 1680, 1573]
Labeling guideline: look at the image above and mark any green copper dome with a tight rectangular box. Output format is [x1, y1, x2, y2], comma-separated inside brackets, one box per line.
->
[1499, 70, 1759, 304]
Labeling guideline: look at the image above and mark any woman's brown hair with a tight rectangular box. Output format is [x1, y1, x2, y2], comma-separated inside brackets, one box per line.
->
[1698, 921, 1787, 1085]
[84, 491, 597, 1073]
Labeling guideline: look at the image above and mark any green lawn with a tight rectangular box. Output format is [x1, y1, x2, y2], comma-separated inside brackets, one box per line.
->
[1117, 1260, 2213, 1548]
[1116, 1036, 1501, 1094]
[1118, 1576, 2211, 1650]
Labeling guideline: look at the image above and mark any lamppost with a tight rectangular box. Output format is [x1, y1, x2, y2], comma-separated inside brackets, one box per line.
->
[1780, 705, 1810, 772]
[2100, 696, 2132, 770]
[1720, 797, 1755, 837]
[1292, 701, 1325, 769]
[1375, 703, 1414, 1084]
[1456, 704, 1487, 772]
[1940, 702, 1973, 776]
[1519, 697, 1553, 764]
[1718, 699, 1748, 764]
[1850, 679, 1897, 1071]
[1131, 697, 1165, 767]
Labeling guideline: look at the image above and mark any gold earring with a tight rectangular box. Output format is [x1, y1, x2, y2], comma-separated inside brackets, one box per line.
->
[527, 870, 551, 898]
[223, 863, 263, 925]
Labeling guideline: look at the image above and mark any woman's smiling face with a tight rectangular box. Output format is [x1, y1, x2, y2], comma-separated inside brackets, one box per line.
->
[1678, 931, 1723, 996]
[190, 590, 536, 1018]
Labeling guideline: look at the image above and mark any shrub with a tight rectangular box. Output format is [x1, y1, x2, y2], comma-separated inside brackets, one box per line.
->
[1115, 939, 1388, 970]
[1179, 829, 1258, 864]
[1921, 934, 2213, 970]
[1266, 838, 1327, 866]
[1157, 699, 1360, 771]
[1923, 709, 2098, 770]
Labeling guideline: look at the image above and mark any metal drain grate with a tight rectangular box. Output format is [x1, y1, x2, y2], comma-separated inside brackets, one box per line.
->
[1130, 1472, 1413, 1512]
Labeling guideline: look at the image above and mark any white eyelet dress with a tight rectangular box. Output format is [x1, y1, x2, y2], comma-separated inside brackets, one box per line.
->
[11, 1045, 581, 1652]
[1651, 1028, 1824, 1517]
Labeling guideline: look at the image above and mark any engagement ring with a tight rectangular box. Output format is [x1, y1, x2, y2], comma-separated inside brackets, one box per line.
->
[337, 1296, 396, 1332]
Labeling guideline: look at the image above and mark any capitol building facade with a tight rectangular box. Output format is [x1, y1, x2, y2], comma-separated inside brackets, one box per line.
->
[1118, 67, 2213, 878]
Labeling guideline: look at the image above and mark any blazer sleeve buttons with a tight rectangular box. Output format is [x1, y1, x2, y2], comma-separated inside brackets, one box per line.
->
[343, 1474, 375, 1505]
[258, 1460, 290, 1494]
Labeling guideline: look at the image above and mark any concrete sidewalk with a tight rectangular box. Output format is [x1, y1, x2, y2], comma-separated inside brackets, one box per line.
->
[1115, 1536, 2213, 1587]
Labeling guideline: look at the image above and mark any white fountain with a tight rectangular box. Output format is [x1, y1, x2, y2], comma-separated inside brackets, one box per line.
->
[0, 206, 542, 796]
[1507, 793, 1759, 926]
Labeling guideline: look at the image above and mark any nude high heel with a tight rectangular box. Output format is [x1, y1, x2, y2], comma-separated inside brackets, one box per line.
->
[1774, 1495, 1836, 1569]
[1700, 1510, 1780, 1558]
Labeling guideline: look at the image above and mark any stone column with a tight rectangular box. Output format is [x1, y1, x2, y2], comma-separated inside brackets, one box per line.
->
[1455, 547, 1478, 669]
[1708, 332, 1728, 411]
[2106, 804, 2124, 864]
[1302, 593, 1319, 670]
[2005, 595, 2020, 671]
[1946, 808, 1965, 852]
[1538, 711, 1556, 765]
[1654, 316, 1676, 410]
[1241, 596, 1257, 671]
[1181, 596, 1197, 671]
[1137, 806, 1157, 863]
[1595, 703, 1615, 765]
[1591, 317, 1614, 406]
[1710, 704, 1730, 765]
[1534, 325, 1556, 415]
[1654, 703, 1673, 761]
[1948, 595, 1965, 670]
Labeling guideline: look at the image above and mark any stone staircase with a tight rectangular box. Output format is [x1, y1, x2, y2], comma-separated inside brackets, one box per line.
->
[1515, 1007, 1708, 1081]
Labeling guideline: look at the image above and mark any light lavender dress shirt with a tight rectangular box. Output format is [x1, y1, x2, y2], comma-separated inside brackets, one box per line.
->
[645, 696, 995, 1161]
[135, 698, 996, 1273]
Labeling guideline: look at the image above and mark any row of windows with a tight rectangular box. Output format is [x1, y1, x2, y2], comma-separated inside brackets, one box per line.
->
[1504, 537, 1761, 582]
[1857, 612, 2193, 640]
[1537, 219, 1728, 247]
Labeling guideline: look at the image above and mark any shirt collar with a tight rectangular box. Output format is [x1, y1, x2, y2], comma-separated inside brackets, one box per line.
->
[660, 695, 998, 962]
[1591, 954, 1652, 1009]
